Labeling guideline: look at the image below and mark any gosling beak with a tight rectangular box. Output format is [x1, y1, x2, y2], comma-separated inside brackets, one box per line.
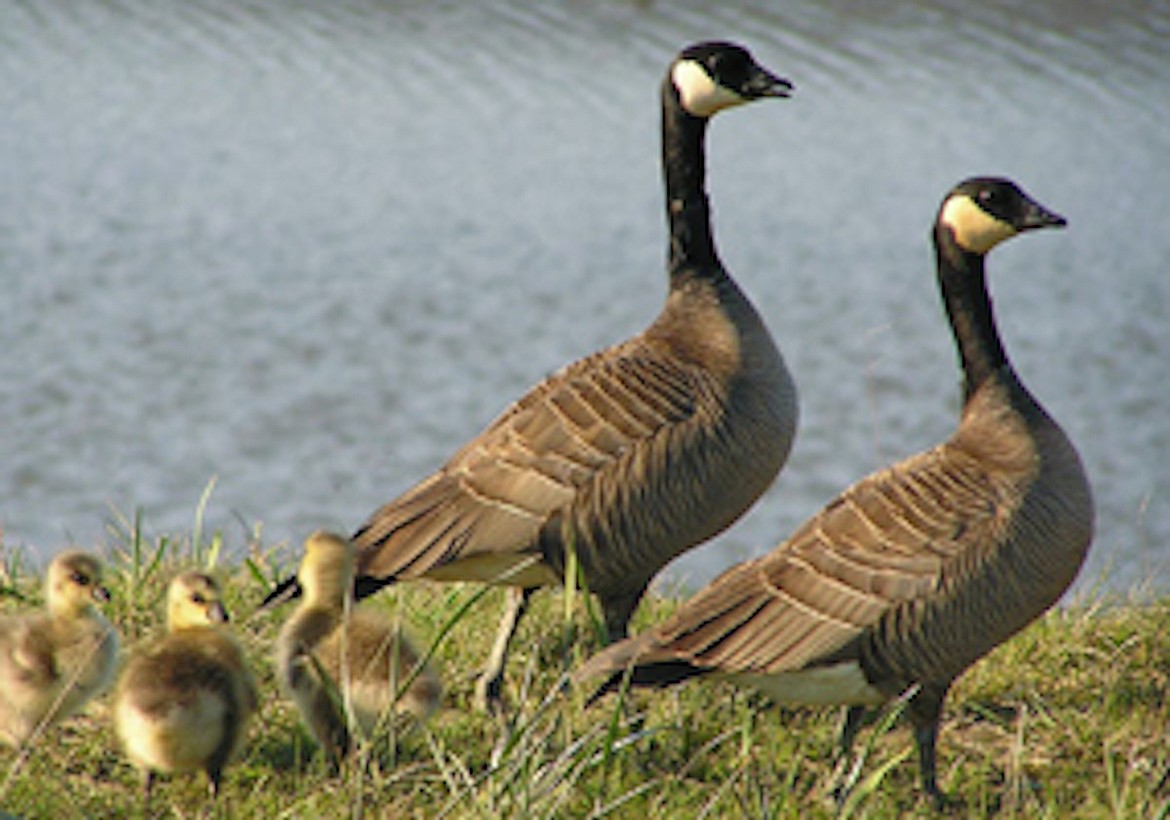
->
[259, 576, 302, 611]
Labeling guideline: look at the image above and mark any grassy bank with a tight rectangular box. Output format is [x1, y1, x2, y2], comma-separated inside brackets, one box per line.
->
[0, 516, 1166, 818]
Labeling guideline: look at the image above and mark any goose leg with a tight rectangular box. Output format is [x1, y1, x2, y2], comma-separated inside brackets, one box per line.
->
[474, 586, 535, 713]
[207, 767, 222, 800]
[829, 705, 870, 804]
[601, 586, 646, 643]
[909, 686, 951, 809]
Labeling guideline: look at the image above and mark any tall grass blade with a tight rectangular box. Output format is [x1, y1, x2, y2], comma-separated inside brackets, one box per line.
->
[191, 475, 218, 565]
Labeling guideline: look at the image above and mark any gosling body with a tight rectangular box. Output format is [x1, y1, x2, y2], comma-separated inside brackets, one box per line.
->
[114, 571, 257, 799]
[0, 550, 118, 747]
[276, 532, 441, 762]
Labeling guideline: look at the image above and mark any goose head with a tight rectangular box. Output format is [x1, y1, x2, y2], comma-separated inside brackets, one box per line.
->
[939, 177, 1067, 256]
[167, 571, 229, 631]
[670, 41, 793, 118]
[46, 551, 109, 619]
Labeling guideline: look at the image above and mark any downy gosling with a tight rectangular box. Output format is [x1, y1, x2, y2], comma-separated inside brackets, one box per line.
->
[114, 571, 257, 800]
[275, 531, 441, 764]
[0, 550, 118, 748]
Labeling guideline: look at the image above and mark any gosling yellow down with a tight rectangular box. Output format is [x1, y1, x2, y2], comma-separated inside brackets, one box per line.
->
[0, 550, 119, 748]
[114, 571, 257, 799]
[276, 531, 442, 763]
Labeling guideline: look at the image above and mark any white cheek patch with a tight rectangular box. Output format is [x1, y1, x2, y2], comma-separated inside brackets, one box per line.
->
[672, 60, 747, 117]
[940, 195, 1017, 254]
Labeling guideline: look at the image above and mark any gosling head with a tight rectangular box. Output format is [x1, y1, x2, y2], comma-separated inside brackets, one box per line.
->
[670, 41, 793, 118]
[46, 551, 110, 619]
[167, 571, 229, 631]
[939, 177, 1067, 256]
[296, 531, 355, 609]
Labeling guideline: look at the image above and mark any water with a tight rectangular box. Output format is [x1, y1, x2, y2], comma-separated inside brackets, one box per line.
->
[2, 0, 1167, 596]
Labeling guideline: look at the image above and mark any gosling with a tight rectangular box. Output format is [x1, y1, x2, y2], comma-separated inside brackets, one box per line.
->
[275, 531, 441, 764]
[114, 571, 257, 800]
[0, 550, 119, 748]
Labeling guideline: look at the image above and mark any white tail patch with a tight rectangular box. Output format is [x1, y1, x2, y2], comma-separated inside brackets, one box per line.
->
[724, 662, 885, 707]
[671, 60, 747, 118]
[940, 195, 1016, 254]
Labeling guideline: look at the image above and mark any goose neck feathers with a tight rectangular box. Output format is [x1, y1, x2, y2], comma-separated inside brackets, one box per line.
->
[661, 43, 791, 283]
[662, 78, 718, 279]
[933, 178, 1066, 403]
[933, 241, 1008, 402]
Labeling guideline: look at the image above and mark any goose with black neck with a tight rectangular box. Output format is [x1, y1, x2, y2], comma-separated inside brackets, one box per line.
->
[262, 41, 798, 715]
[575, 177, 1094, 808]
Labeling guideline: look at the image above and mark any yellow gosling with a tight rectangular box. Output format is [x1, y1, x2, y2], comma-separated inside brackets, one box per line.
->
[0, 550, 118, 748]
[114, 571, 257, 800]
[276, 531, 441, 764]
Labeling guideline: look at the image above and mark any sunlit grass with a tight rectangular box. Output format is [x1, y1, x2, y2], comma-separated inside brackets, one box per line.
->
[0, 510, 1167, 818]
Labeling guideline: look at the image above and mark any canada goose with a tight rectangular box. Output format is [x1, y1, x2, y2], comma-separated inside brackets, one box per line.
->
[574, 178, 1094, 806]
[275, 531, 442, 763]
[113, 571, 257, 800]
[0, 550, 118, 748]
[262, 41, 797, 713]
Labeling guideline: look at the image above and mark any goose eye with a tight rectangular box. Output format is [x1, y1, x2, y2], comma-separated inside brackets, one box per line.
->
[71, 572, 89, 586]
[979, 188, 997, 205]
[192, 593, 205, 604]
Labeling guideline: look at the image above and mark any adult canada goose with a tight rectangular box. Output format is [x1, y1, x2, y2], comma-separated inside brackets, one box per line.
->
[0, 550, 118, 748]
[262, 41, 797, 713]
[275, 531, 442, 763]
[574, 178, 1094, 806]
[113, 572, 257, 800]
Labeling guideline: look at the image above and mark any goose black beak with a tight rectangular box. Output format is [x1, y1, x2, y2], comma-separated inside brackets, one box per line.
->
[1020, 202, 1067, 231]
[746, 67, 794, 100]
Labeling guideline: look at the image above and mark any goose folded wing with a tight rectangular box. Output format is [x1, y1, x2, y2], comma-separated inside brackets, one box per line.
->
[353, 345, 700, 581]
[612, 445, 1009, 676]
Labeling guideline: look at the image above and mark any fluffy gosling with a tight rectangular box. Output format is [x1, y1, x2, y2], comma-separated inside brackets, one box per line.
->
[276, 531, 441, 763]
[0, 550, 118, 748]
[114, 571, 257, 800]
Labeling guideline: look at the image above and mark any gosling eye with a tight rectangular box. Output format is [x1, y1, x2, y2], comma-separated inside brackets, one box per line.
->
[978, 188, 998, 205]
[71, 572, 90, 586]
[192, 593, 205, 605]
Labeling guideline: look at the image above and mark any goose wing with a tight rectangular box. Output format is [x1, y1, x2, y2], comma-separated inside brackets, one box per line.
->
[353, 339, 704, 583]
[578, 442, 1014, 679]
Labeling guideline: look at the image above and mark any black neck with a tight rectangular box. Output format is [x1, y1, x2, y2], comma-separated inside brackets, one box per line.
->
[661, 78, 724, 282]
[933, 224, 1011, 402]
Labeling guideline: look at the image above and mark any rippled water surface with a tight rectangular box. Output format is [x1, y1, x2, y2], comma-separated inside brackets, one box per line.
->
[2, 0, 1167, 594]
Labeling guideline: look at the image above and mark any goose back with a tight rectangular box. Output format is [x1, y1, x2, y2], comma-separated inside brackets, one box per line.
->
[347, 42, 796, 616]
[354, 294, 793, 603]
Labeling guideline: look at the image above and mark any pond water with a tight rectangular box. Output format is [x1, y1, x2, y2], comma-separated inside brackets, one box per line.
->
[2, 0, 1167, 596]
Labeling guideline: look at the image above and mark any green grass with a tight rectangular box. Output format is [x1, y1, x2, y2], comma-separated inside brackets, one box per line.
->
[0, 514, 1167, 819]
